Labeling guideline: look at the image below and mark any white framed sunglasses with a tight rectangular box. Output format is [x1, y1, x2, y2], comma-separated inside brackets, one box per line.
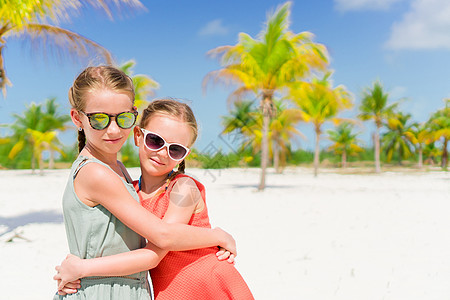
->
[140, 128, 190, 161]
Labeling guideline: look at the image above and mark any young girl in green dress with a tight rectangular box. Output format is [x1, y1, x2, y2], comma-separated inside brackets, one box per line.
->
[54, 66, 236, 299]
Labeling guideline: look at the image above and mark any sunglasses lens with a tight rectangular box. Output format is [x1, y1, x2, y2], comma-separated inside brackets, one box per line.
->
[117, 112, 136, 129]
[169, 145, 187, 160]
[145, 133, 165, 150]
[89, 113, 109, 130]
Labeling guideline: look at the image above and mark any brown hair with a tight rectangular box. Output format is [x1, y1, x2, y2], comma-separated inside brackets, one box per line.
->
[139, 98, 198, 179]
[69, 66, 135, 152]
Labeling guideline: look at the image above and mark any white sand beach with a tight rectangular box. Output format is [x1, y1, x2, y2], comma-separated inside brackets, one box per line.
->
[1, 167, 449, 300]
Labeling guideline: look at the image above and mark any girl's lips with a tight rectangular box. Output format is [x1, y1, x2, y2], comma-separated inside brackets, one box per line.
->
[104, 138, 122, 143]
[150, 157, 164, 166]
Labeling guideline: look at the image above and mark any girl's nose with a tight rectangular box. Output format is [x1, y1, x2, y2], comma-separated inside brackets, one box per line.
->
[107, 117, 121, 134]
[158, 145, 170, 158]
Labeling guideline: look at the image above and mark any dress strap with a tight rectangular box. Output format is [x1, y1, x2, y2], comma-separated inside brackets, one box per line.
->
[73, 156, 122, 181]
[73, 157, 90, 179]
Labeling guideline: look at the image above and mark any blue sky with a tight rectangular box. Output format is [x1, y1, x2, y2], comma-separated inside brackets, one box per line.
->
[1, 0, 450, 152]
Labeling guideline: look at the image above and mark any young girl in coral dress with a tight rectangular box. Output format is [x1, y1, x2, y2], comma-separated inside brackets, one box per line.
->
[132, 98, 253, 299]
[56, 98, 253, 299]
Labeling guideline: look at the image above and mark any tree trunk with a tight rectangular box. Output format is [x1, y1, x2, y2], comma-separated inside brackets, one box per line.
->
[314, 126, 320, 177]
[273, 141, 280, 174]
[31, 142, 36, 174]
[374, 127, 381, 173]
[442, 138, 448, 170]
[342, 151, 347, 168]
[49, 149, 55, 169]
[258, 98, 271, 190]
[418, 147, 423, 169]
[39, 152, 44, 176]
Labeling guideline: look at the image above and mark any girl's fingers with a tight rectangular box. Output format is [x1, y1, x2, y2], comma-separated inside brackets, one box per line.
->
[58, 279, 80, 295]
[53, 265, 61, 280]
[58, 287, 78, 295]
[64, 281, 81, 289]
[227, 254, 236, 264]
[217, 250, 231, 261]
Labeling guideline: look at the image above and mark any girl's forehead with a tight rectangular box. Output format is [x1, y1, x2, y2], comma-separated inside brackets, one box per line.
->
[144, 114, 193, 143]
[84, 89, 133, 111]
[145, 113, 184, 126]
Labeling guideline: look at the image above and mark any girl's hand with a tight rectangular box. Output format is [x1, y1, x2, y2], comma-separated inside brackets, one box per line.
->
[53, 254, 85, 291]
[213, 227, 237, 258]
[56, 279, 81, 295]
[216, 247, 235, 264]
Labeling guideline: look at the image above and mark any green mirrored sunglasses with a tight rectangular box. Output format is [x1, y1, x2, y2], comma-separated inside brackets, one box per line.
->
[80, 110, 138, 130]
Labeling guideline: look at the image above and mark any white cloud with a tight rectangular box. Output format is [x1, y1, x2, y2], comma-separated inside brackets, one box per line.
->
[385, 0, 450, 50]
[198, 19, 229, 37]
[334, 0, 403, 11]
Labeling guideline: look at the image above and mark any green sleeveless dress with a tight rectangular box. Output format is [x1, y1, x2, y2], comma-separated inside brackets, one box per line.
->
[54, 156, 152, 300]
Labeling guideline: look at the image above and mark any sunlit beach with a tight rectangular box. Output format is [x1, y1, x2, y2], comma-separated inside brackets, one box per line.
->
[1, 167, 449, 299]
[1, 1, 450, 299]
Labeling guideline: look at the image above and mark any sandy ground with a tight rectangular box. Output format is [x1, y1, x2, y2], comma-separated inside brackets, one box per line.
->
[0, 166, 449, 300]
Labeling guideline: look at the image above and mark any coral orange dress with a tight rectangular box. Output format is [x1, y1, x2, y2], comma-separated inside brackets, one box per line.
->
[134, 174, 254, 300]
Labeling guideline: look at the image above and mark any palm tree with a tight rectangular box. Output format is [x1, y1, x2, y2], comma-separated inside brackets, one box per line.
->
[221, 100, 258, 154]
[222, 100, 258, 135]
[358, 81, 397, 173]
[427, 99, 450, 169]
[8, 98, 69, 172]
[222, 99, 303, 171]
[270, 100, 303, 172]
[382, 111, 415, 164]
[235, 103, 303, 172]
[119, 60, 159, 112]
[327, 122, 363, 168]
[290, 72, 352, 177]
[405, 122, 430, 168]
[423, 142, 441, 166]
[9, 102, 44, 171]
[25, 129, 65, 175]
[41, 98, 71, 168]
[0, 0, 144, 95]
[203, 1, 328, 190]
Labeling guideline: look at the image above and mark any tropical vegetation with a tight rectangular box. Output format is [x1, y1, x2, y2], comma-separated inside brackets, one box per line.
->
[203, 1, 328, 189]
[289, 72, 353, 176]
[327, 122, 363, 168]
[2, 98, 70, 172]
[1, 1, 449, 186]
[358, 81, 398, 173]
[0, 0, 144, 96]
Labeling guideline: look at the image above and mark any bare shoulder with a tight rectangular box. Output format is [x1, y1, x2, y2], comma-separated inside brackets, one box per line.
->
[169, 176, 202, 208]
[75, 162, 125, 195]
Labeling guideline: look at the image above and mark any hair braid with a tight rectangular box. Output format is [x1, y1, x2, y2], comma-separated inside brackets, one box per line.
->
[167, 160, 186, 181]
[178, 160, 186, 174]
[77, 130, 86, 153]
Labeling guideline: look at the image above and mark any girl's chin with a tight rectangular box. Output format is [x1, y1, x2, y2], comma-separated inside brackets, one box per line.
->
[142, 165, 172, 177]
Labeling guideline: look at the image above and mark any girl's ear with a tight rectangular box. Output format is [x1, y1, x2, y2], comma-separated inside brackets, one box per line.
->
[133, 126, 141, 146]
[70, 109, 82, 129]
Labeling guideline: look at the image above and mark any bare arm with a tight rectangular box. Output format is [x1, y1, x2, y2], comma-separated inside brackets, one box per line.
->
[162, 177, 234, 262]
[55, 176, 234, 295]
[54, 242, 167, 291]
[75, 163, 236, 254]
